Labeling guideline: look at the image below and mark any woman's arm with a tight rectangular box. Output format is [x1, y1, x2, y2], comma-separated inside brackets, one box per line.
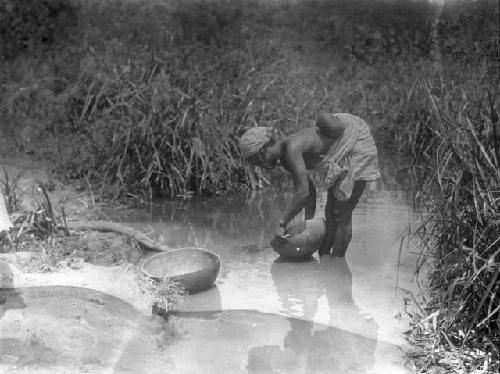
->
[278, 144, 310, 229]
[304, 177, 316, 220]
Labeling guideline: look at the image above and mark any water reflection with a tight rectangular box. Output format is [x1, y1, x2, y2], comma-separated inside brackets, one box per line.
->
[247, 318, 378, 374]
[174, 284, 222, 315]
[0, 261, 26, 320]
[246, 257, 378, 373]
[271, 257, 364, 322]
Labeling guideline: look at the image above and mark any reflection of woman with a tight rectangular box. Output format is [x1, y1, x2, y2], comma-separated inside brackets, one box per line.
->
[318, 256, 357, 322]
[271, 257, 323, 321]
[247, 257, 378, 373]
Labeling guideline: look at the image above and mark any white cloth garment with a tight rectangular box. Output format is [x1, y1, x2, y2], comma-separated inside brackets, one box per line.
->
[0, 190, 12, 231]
[311, 113, 380, 201]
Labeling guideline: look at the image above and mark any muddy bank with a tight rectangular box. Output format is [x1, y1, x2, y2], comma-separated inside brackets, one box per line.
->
[0, 251, 151, 312]
[0, 152, 420, 373]
[0, 285, 177, 374]
[0, 154, 176, 372]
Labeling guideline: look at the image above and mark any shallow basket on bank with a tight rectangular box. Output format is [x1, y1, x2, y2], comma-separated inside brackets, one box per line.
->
[141, 247, 221, 294]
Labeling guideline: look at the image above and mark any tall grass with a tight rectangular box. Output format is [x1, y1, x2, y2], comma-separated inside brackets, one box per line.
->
[1, 0, 497, 199]
[1, 167, 23, 213]
[401, 75, 499, 371]
[66, 48, 261, 198]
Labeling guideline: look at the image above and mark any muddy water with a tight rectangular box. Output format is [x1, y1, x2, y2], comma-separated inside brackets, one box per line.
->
[117, 155, 419, 374]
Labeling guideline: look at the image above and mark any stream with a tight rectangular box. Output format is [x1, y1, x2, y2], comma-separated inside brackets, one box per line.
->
[0, 154, 420, 374]
[117, 154, 419, 374]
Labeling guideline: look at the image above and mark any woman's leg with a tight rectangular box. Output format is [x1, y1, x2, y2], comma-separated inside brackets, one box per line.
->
[319, 181, 367, 257]
[318, 188, 336, 256]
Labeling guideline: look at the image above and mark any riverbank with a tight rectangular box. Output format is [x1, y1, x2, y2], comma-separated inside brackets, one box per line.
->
[0, 153, 190, 372]
[0, 153, 151, 301]
[2, 150, 420, 374]
[398, 77, 500, 373]
[1, 134, 497, 373]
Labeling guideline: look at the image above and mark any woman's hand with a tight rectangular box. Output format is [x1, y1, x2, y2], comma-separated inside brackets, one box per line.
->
[274, 223, 290, 244]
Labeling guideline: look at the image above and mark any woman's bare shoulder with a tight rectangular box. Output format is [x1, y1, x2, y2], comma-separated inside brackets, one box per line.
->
[285, 127, 324, 153]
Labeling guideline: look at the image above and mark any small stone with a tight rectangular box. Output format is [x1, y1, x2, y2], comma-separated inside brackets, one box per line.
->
[88, 297, 104, 305]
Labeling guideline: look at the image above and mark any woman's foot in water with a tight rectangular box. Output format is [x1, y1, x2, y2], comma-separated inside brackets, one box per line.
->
[317, 246, 331, 256]
[331, 243, 348, 257]
[330, 249, 346, 258]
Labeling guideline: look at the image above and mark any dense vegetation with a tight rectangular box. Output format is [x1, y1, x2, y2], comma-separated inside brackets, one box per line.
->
[403, 79, 499, 372]
[0, 0, 498, 371]
[0, 0, 496, 197]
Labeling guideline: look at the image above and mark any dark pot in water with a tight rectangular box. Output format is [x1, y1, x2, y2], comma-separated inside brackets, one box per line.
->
[271, 217, 326, 259]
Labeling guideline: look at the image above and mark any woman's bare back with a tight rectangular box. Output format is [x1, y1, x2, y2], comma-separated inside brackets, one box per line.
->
[284, 127, 340, 170]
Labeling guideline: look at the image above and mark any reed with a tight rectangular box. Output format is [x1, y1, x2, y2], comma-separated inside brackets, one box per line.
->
[401, 75, 499, 371]
[1, 167, 23, 214]
[150, 278, 187, 319]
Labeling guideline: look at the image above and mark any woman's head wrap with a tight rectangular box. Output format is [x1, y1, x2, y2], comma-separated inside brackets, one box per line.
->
[239, 127, 273, 159]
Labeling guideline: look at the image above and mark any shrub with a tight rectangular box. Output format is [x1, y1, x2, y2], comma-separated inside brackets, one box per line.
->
[0, 0, 79, 60]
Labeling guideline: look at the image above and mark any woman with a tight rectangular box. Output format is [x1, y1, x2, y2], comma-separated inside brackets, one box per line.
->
[239, 112, 380, 257]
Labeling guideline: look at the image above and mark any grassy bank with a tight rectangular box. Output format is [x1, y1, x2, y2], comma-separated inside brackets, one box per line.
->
[1, 0, 496, 199]
[402, 77, 499, 372]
